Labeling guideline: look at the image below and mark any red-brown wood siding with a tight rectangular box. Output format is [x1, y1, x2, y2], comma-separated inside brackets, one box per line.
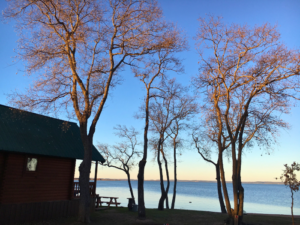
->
[69, 159, 76, 200]
[0, 152, 6, 200]
[0, 152, 75, 204]
[0, 152, 5, 179]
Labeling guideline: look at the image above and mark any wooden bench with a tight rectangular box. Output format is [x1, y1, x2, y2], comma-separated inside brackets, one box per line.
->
[95, 195, 120, 208]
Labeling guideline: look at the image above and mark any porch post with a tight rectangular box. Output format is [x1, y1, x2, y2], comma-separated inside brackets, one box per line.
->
[93, 161, 98, 196]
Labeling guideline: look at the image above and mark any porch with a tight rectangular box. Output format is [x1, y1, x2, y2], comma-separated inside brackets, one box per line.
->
[72, 161, 99, 198]
[73, 181, 96, 197]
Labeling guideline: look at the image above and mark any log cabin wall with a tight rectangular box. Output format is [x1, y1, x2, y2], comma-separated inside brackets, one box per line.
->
[0, 152, 76, 204]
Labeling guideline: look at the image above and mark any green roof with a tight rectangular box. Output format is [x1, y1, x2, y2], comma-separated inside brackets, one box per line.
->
[0, 105, 105, 163]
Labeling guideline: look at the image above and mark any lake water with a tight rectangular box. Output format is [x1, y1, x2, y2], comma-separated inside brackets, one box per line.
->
[95, 180, 300, 215]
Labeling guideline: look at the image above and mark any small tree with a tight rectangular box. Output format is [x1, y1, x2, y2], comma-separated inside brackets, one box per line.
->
[168, 117, 197, 209]
[148, 80, 197, 210]
[134, 42, 186, 217]
[279, 162, 300, 225]
[98, 125, 140, 204]
[191, 125, 228, 214]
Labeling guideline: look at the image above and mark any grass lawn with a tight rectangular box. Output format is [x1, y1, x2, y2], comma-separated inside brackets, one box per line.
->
[23, 207, 300, 225]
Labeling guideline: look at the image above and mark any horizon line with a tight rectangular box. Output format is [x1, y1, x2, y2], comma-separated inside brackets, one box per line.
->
[74, 178, 283, 184]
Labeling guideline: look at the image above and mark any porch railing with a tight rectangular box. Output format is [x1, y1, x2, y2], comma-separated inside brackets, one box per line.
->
[73, 181, 95, 198]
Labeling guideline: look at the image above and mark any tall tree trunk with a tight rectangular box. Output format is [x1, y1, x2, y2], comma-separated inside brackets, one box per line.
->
[219, 152, 232, 219]
[291, 190, 294, 225]
[157, 138, 166, 210]
[238, 183, 244, 225]
[126, 171, 135, 204]
[138, 160, 146, 217]
[138, 90, 150, 219]
[232, 161, 239, 222]
[231, 142, 239, 224]
[236, 132, 245, 225]
[171, 143, 177, 209]
[233, 162, 244, 225]
[235, 114, 248, 225]
[78, 123, 93, 223]
[162, 153, 170, 209]
[216, 162, 227, 213]
[165, 195, 169, 209]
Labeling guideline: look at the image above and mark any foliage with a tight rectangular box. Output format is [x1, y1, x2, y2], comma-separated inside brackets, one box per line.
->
[280, 162, 300, 191]
[279, 162, 300, 225]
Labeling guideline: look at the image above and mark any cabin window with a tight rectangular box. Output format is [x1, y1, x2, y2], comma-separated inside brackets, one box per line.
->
[26, 157, 38, 171]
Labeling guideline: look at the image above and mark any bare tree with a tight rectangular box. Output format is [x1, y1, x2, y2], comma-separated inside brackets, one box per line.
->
[191, 124, 228, 213]
[168, 120, 182, 210]
[193, 16, 300, 224]
[149, 80, 197, 210]
[279, 162, 300, 225]
[134, 40, 186, 217]
[3, 0, 184, 222]
[149, 134, 170, 210]
[168, 115, 197, 209]
[98, 125, 140, 204]
[191, 104, 231, 214]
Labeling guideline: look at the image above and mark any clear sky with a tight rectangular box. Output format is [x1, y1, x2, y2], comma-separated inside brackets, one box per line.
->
[0, 0, 299, 182]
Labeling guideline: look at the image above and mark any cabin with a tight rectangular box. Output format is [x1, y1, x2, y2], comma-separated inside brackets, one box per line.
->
[0, 105, 105, 225]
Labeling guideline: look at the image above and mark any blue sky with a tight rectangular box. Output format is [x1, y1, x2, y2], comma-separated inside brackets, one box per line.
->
[0, 0, 299, 182]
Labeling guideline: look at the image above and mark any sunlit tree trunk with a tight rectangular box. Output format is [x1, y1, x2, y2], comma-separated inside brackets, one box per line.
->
[219, 151, 232, 218]
[216, 162, 227, 213]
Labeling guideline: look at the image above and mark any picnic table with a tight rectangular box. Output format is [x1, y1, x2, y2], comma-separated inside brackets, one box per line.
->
[95, 195, 120, 208]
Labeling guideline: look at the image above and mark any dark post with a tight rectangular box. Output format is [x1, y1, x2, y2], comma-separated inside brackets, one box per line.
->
[93, 161, 98, 196]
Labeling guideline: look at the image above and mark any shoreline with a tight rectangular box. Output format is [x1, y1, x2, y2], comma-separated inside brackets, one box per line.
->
[74, 178, 283, 185]
[246, 212, 300, 218]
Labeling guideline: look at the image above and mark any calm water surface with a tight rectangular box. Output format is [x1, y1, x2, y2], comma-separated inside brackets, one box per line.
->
[95, 180, 300, 215]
